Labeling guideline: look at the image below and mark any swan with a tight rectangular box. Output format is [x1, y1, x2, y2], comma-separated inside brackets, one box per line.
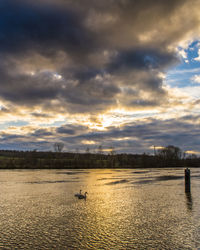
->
[74, 190, 82, 197]
[78, 192, 88, 199]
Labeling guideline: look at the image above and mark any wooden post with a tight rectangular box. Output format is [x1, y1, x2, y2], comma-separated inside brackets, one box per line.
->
[185, 168, 191, 193]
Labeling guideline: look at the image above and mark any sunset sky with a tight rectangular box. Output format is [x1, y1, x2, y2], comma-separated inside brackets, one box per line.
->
[0, 0, 200, 154]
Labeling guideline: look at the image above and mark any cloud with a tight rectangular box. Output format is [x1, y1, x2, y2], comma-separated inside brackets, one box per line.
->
[56, 124, 89, 135]
[0, 0, 200, 151]
[191, 75, 200, 83]
[0, 0, 92, 58]
[194, 48, 200, 61]
[31, 112, 53, 118]
[0, 0, 199, 115]
[31, 129, 53, 137]
[0, 115, 199, 153]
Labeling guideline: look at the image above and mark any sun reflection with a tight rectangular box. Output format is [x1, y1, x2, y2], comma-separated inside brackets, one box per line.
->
[79, 169, 141, 248]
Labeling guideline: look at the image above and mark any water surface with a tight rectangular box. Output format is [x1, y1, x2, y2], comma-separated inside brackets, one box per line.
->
[0, 168, 199, 249]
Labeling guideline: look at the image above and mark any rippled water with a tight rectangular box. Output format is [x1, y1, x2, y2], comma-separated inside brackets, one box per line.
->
[0, 168, 200, 249]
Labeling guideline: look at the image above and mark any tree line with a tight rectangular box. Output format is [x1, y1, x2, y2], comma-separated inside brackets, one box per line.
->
[0, 145, 199, 169]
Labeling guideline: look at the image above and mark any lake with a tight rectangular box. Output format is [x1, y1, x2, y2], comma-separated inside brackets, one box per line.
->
[0, 168, 199, 249]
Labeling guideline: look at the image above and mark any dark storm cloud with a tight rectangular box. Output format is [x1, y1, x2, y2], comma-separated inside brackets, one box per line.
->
[56, 124, 89, 135]
[108, 49, 178, 73]
[31, 129, 53, 137]
[0, 0, 199, 112]
[0, 106, 10, 115]
[0, 65, 120, 111]
[0, 0, 92, 58]
[0, 71, 59, 104]
[1, 133, 25, 141]
[31, 112, 52, 118]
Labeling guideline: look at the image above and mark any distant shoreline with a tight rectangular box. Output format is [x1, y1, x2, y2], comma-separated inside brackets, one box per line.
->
[0, 150, 199, 169]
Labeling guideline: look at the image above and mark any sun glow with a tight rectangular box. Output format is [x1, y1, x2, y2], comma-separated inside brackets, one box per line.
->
[149, 146, 164, 150]
[81, 140, 96, 145]
[72, 108, 161, 131]
[186, 150, 200, 155]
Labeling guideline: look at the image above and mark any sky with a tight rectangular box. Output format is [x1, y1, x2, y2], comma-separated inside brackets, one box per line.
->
[0, 0, 200, 155]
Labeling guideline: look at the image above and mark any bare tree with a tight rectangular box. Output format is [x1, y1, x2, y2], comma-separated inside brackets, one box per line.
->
[86, 147, 90, 154]
[157, 145, 182, 160]
[98, 145, 103, 154]
[54, 142, 64, 152]
[110, 146, 116, 155]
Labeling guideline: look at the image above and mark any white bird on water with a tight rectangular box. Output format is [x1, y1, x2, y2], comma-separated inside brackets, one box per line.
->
[74, 190, 82, 197]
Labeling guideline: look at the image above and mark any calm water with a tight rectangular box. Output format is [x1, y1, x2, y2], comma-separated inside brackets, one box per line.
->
[0, 168, 200, 249]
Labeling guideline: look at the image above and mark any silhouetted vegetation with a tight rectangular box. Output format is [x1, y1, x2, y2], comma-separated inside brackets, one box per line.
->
[0, 145, 199, 169]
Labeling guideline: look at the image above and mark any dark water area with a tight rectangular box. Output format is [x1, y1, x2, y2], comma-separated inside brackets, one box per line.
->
[0, 168, 200, 249]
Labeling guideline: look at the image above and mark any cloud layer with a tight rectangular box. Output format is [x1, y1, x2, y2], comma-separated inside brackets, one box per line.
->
[1, 0, 199, 111]
[0, 115, 200, 154]
[0, 0, 200, 152]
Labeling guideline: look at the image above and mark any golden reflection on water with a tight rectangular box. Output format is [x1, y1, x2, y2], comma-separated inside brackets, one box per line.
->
[75, 169, 139, 248]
